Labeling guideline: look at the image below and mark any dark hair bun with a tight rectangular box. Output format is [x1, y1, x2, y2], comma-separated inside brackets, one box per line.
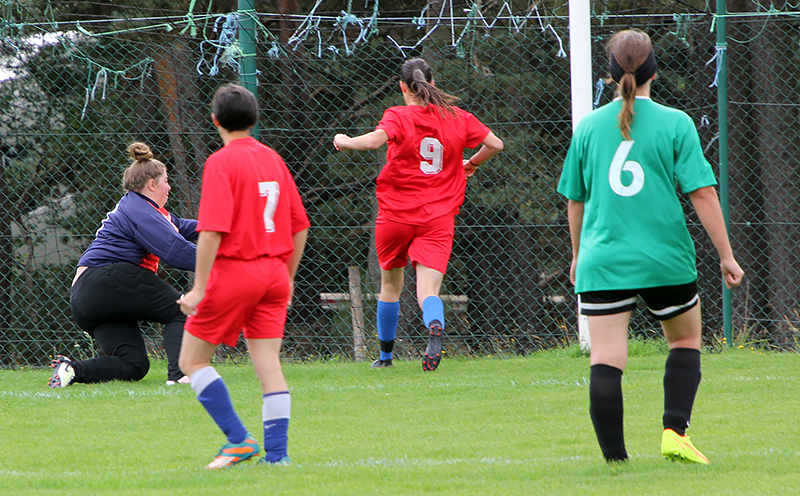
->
[127, 142, 153, 161]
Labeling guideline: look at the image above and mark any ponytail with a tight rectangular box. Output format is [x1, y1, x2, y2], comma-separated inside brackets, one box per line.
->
[401, 58, 460, 116]
[606, 29, 657, 140]
[617, 73, 637, 140]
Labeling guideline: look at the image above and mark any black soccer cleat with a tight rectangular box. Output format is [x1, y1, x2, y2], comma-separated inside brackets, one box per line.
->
[422, 321, 443, 371]
[371, 358, 393, 368]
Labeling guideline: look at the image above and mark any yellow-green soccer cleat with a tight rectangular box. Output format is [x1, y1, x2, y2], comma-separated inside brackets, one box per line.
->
[205, 435, 260, 469]
[661, 428, 709, 465]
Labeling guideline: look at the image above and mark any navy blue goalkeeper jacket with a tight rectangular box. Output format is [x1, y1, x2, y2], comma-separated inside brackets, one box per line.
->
[78, 191, 198, 272]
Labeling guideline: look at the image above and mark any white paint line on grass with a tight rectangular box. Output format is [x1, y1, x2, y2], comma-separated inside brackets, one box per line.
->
[320, 455, 591, 468]
[731, 375, 798, 382]
[0, 386, 188, 399]
[0, 456, 592, 478]
[3, 449, 798, 478]
[293, 377, 590, 394]
[317, 448, 800, 468]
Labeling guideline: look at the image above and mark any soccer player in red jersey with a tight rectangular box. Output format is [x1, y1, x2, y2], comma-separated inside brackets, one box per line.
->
[177, 84, 309, 468]
[333, 58, 503, 371]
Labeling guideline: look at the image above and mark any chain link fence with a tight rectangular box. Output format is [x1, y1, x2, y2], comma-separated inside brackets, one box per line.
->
[0, 0, 797, 369]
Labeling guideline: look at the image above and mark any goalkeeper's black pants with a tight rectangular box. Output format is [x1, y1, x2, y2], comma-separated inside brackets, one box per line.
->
[69, 262, 186, 383]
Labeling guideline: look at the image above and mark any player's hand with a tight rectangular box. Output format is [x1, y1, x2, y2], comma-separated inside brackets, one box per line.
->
[178, 289, 204, 316]
[720, 257, 744, 289]
[287, 281, 295, 307]
[333, 134, 350, 151]
[463, 158, 477, 178]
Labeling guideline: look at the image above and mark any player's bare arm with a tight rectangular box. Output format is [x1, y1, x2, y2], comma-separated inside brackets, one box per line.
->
[688, 186, 744, 288]
[464, 131, 504, 178]
[333, 129, 389, 151]
[178, 230, 223, 316]
[286, 228, 309, 306]
[566, 200, 584, 285]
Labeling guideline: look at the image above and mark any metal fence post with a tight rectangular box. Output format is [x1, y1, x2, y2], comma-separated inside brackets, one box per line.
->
[238, 0, 259, 138]
[716, 0, 732, 347]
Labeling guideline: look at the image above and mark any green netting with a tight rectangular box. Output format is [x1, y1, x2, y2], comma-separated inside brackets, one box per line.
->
[1, 0, 798, 369]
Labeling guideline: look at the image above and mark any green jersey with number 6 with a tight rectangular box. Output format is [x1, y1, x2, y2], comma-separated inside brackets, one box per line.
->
[557, 97, 717, 293]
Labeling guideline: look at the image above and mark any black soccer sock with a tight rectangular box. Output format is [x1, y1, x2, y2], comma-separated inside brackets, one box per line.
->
[69, 359, 83, 382]
[590, 364, 628, 462]
[379, 339, 394, 355]
[662, 347, 701, 436]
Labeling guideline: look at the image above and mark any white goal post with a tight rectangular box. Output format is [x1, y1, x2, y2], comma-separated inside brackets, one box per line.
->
[569, 0, 593, 131]
[569, 0, 593, 351]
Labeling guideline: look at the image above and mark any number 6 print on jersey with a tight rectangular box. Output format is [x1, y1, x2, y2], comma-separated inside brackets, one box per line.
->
[609, 140, 644, 197]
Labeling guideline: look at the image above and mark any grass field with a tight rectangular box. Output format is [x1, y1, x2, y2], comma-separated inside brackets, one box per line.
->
[2, 345, 799, 495]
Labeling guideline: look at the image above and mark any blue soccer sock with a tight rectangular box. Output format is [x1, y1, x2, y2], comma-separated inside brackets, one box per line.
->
[263, 391, 291, 462]
[377, 300, 400, 361]
[422, 295, 445, 330]
[190, 366, 248, 444]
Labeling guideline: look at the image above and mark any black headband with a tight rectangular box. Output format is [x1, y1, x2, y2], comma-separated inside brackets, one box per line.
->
[609, 49, 657, 86]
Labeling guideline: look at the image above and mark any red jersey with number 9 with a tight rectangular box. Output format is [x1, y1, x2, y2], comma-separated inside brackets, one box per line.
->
[375, 105, 490, 224]
[197, 137, 310, 261]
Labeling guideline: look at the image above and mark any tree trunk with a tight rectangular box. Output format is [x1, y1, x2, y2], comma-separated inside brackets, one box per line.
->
[152, 42, 197, 218]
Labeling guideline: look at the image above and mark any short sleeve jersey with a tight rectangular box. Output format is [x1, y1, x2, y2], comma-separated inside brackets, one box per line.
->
[375, 105, 490, 224]
[557, 97, 717, 293]
[197, 137, 310, 261]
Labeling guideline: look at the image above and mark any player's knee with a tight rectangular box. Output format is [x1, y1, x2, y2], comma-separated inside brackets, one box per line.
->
[111, 346, 150, 381]
[178, 355, 209, 378]
[178, 356, 192, 377]
[128, 358, 150, 381]
[117, 351, 150, 381]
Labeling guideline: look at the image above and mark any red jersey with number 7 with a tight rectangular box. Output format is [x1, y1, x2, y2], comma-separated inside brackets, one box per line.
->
[375, 105, 490, 224]
[197, 137, 310, 261]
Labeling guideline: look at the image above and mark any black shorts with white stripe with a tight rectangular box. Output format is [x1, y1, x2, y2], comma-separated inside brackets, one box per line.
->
[578, 281, 699, 321]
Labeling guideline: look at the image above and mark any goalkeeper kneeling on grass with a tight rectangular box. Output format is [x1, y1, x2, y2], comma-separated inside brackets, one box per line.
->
[557, 29, 744, 464]
[50, 142, 197, 388]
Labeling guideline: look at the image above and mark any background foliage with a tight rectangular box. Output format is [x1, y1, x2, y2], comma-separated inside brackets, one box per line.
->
[1, 0, 798, 368]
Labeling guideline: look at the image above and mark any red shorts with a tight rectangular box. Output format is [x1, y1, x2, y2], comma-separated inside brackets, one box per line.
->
[185, 256, 290, 346]
[375, 215, 454, 274]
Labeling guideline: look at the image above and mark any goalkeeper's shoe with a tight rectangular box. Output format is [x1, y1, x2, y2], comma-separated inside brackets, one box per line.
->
[48, 355, 76, 389]
[205, 435, 260, 469]
[165, 376, 191, 386]
[661, 428, 709, 465]
[422, 321, 443, 371]
[371, 358, 393, 368]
